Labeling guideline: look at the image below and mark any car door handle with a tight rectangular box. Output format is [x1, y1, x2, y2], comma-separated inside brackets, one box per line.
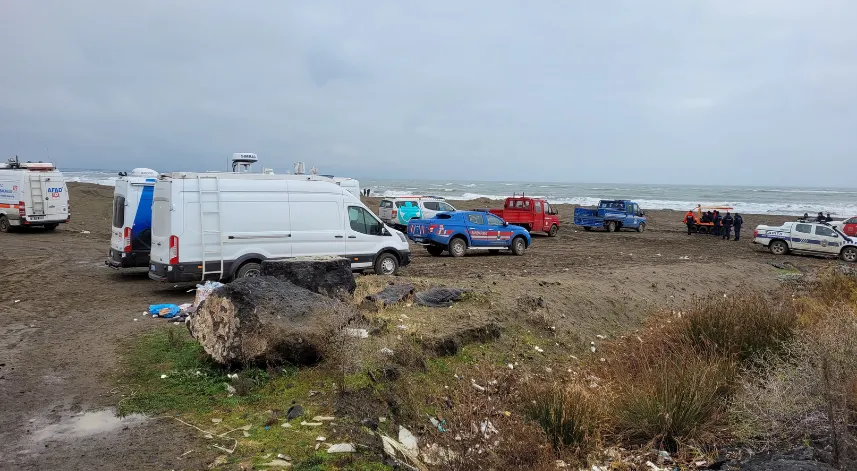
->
[335, 235, 344, 238]
[348, 236, 357, 239]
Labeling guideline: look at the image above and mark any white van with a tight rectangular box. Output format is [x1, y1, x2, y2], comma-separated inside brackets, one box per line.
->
[147, 172, 411, 283]
[106, 168, 158, 268]
[378, 196, 456, 228]
[0, 159, 69, 232]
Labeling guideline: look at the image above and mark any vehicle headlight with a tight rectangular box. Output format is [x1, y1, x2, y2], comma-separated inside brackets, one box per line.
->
[397, 232, 406, 243]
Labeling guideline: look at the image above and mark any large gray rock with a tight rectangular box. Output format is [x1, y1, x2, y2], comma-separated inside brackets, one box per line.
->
[261, 256, 357, 300]
[188, 276, 355, 365]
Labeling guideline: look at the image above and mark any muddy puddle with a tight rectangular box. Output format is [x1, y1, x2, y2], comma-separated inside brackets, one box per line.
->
[31, 409, 147, 442]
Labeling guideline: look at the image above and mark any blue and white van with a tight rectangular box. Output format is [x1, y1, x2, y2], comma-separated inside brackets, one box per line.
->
[106, 168, 158, 268]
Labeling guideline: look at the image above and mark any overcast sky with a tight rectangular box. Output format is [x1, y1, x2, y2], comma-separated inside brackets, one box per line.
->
[1, 1, 855, 186]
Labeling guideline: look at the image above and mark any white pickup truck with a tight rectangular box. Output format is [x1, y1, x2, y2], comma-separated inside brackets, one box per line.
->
[753, 221, 857, 262]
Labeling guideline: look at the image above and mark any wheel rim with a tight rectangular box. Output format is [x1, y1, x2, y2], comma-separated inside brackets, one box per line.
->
[244, 268, 261, 277]
[639, 224, 645, 232]
[516, 239, 524, 252]
[381, 257, 396, 274]
[0, 219, 7, 231]
[452, 241, 465, 256]
[772, 243, 785, 255]
[845, 249, 857, 262]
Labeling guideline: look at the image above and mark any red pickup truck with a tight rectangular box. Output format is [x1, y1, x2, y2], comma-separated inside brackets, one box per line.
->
[489, 197, 560, 236]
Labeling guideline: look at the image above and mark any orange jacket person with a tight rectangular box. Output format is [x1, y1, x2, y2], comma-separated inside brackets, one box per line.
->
[684, 211, 695, 235]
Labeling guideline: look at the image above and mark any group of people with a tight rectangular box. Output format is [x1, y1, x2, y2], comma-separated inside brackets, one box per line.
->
[362, 188, 372, 197]
[684, 210, 744, 241]
[803, 212, 833, 223]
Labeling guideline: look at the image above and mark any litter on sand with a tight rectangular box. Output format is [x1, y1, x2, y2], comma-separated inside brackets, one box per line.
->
[414, 287, 467, 307]
[193, 281, 224, 308]
[366, 283, 415, 306]
[344, 328, 369, 338]
[148, 304, 182, 318]
[327, 443, 356, 453]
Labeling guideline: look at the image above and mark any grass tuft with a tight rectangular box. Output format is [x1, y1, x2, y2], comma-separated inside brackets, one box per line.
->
[525, 384, 604, 453]
[681, 292, 796, 362]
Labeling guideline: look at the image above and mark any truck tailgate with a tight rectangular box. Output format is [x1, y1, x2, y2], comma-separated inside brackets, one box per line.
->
[407, 220, 432, 243]
[573, 208, 602, 226]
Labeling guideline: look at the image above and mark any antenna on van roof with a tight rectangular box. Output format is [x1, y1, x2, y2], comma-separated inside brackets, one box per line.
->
[231, 153, 258, 173]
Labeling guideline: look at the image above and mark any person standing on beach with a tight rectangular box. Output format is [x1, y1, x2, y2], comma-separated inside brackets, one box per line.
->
[713, 211, 722, 236]
[733, 214, 743, 241]
[722, 212, 734, 240]
[684, 210, 696, 235]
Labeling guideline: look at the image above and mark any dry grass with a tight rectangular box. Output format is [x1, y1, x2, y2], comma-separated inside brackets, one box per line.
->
[613, 344, 737, 449]
[525, 383, 606, 455]
[525, 290, 802, 457]
[681, 292, 796, 362]
[728, 272, 857, 467]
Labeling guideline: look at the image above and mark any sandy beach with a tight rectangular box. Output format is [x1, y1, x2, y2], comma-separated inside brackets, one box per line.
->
[0, 183, 838, 469]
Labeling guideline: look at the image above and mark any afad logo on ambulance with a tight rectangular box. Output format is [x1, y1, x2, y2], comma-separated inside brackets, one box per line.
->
[47, 187, 63, 199]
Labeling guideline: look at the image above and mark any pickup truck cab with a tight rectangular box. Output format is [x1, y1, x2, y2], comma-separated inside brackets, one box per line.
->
[574, 200, 647, 232]
[407, 211, 531, 257]
[753, 221, 857, 262]
[488, 197, 559, 236]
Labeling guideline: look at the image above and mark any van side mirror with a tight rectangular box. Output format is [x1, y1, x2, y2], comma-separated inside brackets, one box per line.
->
[503, 221, 508, 227]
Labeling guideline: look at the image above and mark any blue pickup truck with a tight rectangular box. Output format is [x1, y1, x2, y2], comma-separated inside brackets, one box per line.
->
[407, 211, 532, 257]
[573, 200, 647, 232]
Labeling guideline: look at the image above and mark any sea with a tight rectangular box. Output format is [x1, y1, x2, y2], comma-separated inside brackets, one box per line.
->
[63, 169, 857, 217]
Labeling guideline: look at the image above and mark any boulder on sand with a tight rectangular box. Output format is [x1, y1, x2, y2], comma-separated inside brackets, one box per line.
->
[261, 256, 356, 300]
[188, 276, 356, 365]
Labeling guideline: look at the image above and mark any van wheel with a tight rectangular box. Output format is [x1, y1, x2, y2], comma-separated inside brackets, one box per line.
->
[841, 246, 857, 263]
[769, 240, 789, 256]
[548, 225, 558, 237]
[636, 223, 646, 233]
[0, 216, 10, 233]
[426, 246, 444, 257]
[44, 224, 58, 231]
[606, 221, 616, 232]
[235, 262, 262, 279]
[449, 237, 467, 257]
[374, 253, 399, 275]
[511, 236, 527, 256]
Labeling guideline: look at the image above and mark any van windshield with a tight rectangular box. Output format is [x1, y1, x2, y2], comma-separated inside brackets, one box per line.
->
[112, 196, 125, 228]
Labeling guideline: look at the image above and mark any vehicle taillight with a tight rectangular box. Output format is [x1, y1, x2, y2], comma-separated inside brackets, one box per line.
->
[753, 230, 758, 238]
[18, 201, 25, 218]
[392, 209, 398, 217]
[123, 227, 132, 252]
[169, 235, 179, 265]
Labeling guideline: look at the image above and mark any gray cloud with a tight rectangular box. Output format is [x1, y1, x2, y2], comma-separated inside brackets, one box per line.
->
[1, 0, 856, 185]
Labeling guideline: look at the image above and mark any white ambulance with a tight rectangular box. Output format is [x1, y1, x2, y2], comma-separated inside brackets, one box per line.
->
[106, 168, 158, 268]
[147, 172, 411, 283]
[0, 158, 70, 232]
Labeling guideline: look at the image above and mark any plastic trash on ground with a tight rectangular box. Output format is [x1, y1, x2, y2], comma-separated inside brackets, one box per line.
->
[414, 287, 467, 308]
[148, 304, 182, 318]
[193, 281, 225, 308]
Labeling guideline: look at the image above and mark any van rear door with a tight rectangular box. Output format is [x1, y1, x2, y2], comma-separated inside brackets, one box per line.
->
[150, 181, 173, 265]
[42, 173, 69, 221]
[111, 182, 129, 252]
